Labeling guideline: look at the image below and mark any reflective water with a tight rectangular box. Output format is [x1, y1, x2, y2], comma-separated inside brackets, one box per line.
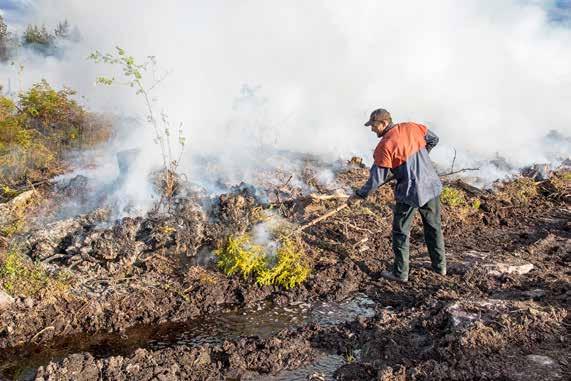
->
[0, 294, 374, 380]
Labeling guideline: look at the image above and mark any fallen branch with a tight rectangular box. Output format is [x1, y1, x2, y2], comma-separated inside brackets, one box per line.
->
[299, 203, 348, 231]
[30, 326, 55, 343]
[309, 192, 349, 202]
[439, 168, 480, 177]
[41, 253, 72, 264]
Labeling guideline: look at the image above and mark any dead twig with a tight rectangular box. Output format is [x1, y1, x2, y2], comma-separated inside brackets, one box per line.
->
[282, 175, 293, 188]
[41, 253, 72, 264]
[450, 148, 457, 174]
[30, 326, 55, 343]
[142, 253, 173, 264]
[299, 203, 348, 231]
[352, 237, 369, 249]
[440, 168, 480, 177]
[309, 193, 349, 202]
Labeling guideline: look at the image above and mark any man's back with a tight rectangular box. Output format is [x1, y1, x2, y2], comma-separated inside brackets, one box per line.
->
[374, 122, 442, 207]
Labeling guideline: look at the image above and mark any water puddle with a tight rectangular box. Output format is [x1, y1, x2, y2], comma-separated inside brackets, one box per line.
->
[0, 294, 374, 380]
[256, 353, 346, 381]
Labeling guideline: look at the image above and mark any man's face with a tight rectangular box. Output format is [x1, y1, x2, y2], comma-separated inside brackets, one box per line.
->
[370, 120, 388, 137]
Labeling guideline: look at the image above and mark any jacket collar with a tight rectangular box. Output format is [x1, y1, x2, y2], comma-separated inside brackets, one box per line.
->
[380, 122, 395, 138]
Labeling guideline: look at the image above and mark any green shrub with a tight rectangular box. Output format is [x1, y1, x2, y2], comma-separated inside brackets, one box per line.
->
[23, 24, 54, 47]
[19, 79, 86, 141]
[215, 234, 266, 280]
[257, 239, 310, 289]
[0, 81, 111, 191]
[496, 178, 538, 206]
[215, 234, 310, 289]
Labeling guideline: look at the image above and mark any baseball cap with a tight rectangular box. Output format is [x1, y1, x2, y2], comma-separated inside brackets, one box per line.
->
[364, 108, 391, 126]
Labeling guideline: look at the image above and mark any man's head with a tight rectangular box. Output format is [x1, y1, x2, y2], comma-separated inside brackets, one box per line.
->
[364, 108, 392, 137]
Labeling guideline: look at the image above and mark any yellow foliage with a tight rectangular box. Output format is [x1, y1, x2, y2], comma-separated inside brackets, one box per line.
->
[215, 234, 311, 289]
[1, 219, 25, 237]
[215, 234, 266, 280]
[160, 225, 176, 235]
[256, 239, 310, 289]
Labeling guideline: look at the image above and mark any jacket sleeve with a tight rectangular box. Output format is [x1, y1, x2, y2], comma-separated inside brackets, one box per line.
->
[355, 164, 392, 198]
[425, 129, 439, 153]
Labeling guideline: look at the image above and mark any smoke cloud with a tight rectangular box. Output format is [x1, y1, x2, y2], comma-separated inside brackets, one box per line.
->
[1, 0, 570, 199]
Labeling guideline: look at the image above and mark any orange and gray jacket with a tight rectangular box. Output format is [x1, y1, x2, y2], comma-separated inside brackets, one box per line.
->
[356, 122, 442, 207]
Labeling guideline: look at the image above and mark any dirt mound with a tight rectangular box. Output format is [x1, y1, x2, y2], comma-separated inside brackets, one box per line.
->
[35, 327, 318, 381]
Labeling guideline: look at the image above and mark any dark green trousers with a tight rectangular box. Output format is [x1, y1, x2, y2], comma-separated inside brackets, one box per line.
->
[392, 196, 446, 279]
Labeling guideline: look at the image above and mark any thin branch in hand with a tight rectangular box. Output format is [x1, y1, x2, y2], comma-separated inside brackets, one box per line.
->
[450, 147, 457, 174]
[440, 167, 480, 177]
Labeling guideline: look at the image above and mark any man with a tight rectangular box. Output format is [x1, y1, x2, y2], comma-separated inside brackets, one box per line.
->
[349, 108, 445, 282]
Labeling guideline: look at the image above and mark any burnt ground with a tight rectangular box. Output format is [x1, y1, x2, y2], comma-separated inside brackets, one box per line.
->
[0, 159, 569, 381]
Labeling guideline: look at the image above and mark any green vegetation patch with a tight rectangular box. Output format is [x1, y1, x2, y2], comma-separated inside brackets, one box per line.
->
[215, 234, 266, 280]
[496, 177, 539, 206]
[257, 239, 311, 289]
[0, 250, 72, 298]
[0, 80, 112, 196]
[215, 234, 311, 289]
[440, 186, 467, 207]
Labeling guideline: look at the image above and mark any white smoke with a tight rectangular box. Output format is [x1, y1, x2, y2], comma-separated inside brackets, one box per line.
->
[1, 0, 570, 203]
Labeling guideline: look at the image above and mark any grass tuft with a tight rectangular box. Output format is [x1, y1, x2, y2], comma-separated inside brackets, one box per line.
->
[0, 250, 71, 298]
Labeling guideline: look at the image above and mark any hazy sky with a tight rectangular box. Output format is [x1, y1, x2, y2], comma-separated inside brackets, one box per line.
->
[1, 1, 570, 190]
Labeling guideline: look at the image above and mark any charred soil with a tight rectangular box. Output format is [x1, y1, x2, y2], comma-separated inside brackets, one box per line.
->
[0, 160, 569, 380]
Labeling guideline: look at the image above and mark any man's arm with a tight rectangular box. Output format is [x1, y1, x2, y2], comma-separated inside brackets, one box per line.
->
[425, 129, 439, 153]
[355, 164, 392, 198]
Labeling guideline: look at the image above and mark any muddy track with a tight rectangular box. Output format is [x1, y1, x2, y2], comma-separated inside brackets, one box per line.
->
[0, 164, 569, 380]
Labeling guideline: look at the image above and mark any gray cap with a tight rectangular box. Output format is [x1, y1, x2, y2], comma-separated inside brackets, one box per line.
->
[364, 108, 391, 126]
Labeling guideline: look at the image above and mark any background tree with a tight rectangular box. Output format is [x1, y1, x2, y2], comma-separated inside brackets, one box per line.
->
[23, 25, 54, 48]
[54, 20, 70, 40]
[0, 15, 9, 61]
[89, 47, 186, 204]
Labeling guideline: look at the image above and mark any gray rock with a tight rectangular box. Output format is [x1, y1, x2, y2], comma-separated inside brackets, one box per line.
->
[484, 262, 534, 277]
[445, 299, 508, 331]
[512, 354, 562, 380]
[446, 301, 480, 330]
[0, 190, 37, 225]
[0, 288, 14, 310]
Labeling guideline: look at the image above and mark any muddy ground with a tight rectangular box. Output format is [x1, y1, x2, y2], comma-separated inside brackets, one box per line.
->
[0, 157, 569, 380]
